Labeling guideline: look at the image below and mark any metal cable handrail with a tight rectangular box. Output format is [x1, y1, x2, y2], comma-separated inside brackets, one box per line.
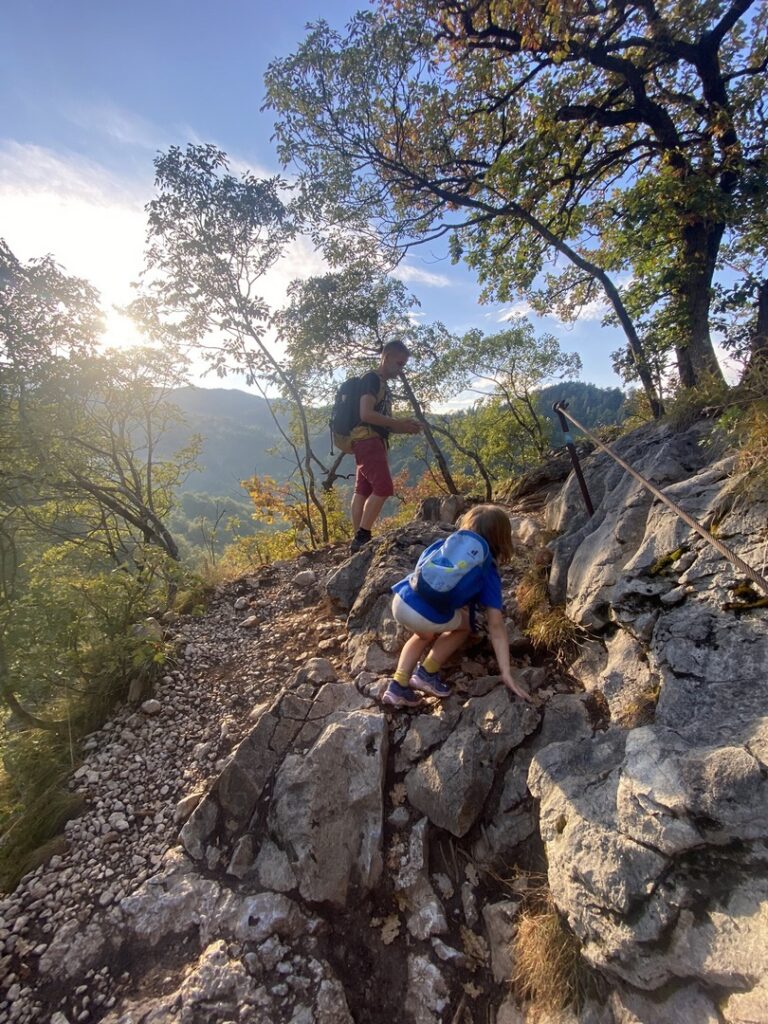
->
[553, 401, 768, 598]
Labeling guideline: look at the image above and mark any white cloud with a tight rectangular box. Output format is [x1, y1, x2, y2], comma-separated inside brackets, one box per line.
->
[63, 101, 171, 152]
[0, 141, 327, 360]
[554, 296, 610, 324]
[392, 264, 452, 288]
[0, 141, 150, 347]
[713, 342, 743, 386]
[496, 301, 534, 321]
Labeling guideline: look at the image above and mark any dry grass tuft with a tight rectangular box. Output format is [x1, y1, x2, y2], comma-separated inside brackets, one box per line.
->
[525, 605, 582, 660]
[732, 398, 768, 495]
[515, 568, 550, 617]
[515, 553, 584, 663]
[616, 686, 660, 728]
[511, 891, 600, 1017]
[665, 371, 731, 429]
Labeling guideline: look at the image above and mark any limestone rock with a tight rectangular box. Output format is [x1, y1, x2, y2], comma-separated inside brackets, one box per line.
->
[254, 839, 297, 892]
[599, 629, 660, 725]
[348, 633, 398, 674]
[394, 819, 447, 940]
[495, 997, 525, 1024]
[268, 710, 388, 906]
[439, 494, 465, 524]
[609, 981, 721, 1023]
[38, 917, 109, 980]
[405, 954, 449, 1024]
[537, 419, 768, 1004]
[482, 899, 520, 983]
[508, 513, 543, 547]
[325, 545, 378, 610]
[722, 976, 768, 1024]
[292, 569, 318, 586]
[406, 689, 539, 836]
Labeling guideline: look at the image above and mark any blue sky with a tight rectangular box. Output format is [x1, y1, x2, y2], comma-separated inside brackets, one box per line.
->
[1, 0, 632, 397]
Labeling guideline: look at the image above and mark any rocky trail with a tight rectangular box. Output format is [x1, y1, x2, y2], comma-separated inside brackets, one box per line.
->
[3, 416, 768, 1024]
[0, 520, 581, 1024]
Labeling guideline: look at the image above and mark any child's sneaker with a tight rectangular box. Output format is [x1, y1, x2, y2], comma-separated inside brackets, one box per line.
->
[381, 681, 423, 708]
[409, 664, 451, 698]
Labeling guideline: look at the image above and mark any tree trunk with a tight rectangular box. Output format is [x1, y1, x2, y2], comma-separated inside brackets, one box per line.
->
[255, 383, 327, 547]
[676, 224, 726, 388]
[746, 278, 768, 378]
[405, 190, 665, 418]
[286, 384, 329, 545]
[430, 421, 494, 500]
[322, 452, 350, 492]
[398, 373, 459, 494]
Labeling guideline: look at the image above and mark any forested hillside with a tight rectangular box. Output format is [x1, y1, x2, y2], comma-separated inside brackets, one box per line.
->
[162, 381, 628, 500]
[159, 387, 289, 497]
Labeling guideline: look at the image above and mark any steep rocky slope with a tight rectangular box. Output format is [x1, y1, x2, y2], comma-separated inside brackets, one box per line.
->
[538, 417, 768, 1022]
[1, 416, 766, 1024]
[1, 524, 576, 1024]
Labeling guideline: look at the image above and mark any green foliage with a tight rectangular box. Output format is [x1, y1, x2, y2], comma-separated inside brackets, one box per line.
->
[241, 472, 351, 553]
[713, 364, 768, 496]
[461, 322, 582, 462]
[536, 382, 627, 431]
[167, 491, 260, 561]
[0, 537, 177, 890]
[0, 772, 86, 890]
[7, 542, 172, 713]
[649, 548, 689, 576]
[618, 388, 658, 432]
[276, 263, 468, 494]
[1, 241, 199, 884]
[664, 372, 732, 429]
[129, 144, 290, 377]
[265, 1, 767, 398]
[129, 143, 343, 546]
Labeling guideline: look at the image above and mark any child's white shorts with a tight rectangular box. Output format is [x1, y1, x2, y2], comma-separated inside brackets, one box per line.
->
[392, 594, 463, 634]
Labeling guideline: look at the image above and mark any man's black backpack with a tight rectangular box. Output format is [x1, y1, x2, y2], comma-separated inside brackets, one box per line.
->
[329, 377, 363, 453]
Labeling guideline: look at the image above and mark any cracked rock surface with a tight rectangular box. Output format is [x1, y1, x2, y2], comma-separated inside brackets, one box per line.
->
[0, 528, 573, 1024]
[541, 418, 768, 1019]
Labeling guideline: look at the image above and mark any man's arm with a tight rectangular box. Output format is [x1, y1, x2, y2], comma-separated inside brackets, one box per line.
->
[485, 607, 533, 702]
[359, 393, 421, 434]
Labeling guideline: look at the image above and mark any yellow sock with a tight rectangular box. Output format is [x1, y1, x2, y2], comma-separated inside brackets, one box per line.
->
[422, 654, 440, 674]
[393, 668, 409, 686]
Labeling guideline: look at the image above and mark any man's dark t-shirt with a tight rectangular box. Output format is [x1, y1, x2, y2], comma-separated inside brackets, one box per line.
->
[350, 371, 392, 443]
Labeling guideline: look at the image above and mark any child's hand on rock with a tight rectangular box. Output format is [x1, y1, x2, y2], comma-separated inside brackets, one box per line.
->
[503, 675, 534, 704]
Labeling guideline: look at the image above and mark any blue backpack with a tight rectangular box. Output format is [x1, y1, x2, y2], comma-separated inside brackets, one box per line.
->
[410, 530, 491, 612]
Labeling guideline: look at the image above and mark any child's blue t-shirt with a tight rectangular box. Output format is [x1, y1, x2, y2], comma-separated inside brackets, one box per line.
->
[391, 534, 503, 624]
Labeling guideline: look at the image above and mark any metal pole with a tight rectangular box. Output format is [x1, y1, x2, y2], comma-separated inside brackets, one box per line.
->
[555, 401, 768, 598]
[553, 401, 594, 517]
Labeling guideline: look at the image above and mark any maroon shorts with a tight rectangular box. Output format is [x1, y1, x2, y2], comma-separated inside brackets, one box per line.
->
[352, 436, 394, 498]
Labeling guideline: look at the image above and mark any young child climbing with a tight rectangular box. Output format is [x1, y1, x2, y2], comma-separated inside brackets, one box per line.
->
[381, 504, 533, 708]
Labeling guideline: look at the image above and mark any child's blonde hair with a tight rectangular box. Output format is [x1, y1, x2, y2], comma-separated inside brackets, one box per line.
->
[457, 504, 514, 564]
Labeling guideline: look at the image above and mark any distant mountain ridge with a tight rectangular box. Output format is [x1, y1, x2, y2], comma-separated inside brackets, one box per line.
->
[161, 382, 627, 499]
[159, 387, 291, 498]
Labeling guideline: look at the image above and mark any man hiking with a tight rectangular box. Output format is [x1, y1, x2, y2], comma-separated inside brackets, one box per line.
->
[349, 340, 422, 552]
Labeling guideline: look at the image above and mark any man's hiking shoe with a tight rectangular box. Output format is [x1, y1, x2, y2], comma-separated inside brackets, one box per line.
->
[409, 664, 451, 698]
[350, 528, 372, 554]
[381, 681, 423, 708]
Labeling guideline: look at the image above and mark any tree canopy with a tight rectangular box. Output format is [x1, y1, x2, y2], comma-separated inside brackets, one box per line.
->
[265, 0, 767, 408]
